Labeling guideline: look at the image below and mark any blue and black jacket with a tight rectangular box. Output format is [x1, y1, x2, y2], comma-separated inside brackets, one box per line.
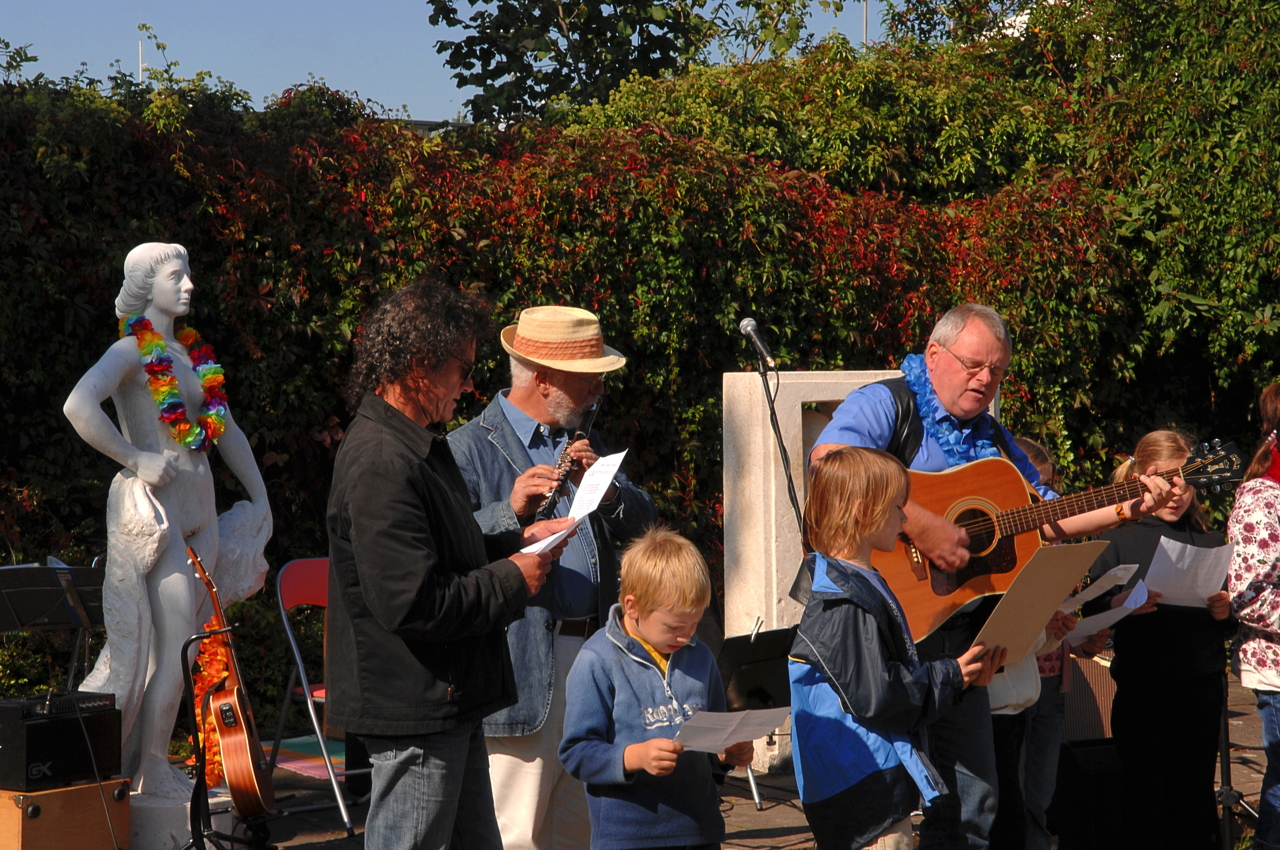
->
[789, 553, 963, 849]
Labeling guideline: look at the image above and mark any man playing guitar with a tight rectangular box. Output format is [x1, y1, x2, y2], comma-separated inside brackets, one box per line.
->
[809, 304, 1177, 849]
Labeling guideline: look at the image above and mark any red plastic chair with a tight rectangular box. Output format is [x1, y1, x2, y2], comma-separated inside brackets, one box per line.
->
[268, 558, 363, 836]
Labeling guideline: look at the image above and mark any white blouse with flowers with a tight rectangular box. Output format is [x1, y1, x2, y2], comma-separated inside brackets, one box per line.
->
[1228, 477, 1280, 692]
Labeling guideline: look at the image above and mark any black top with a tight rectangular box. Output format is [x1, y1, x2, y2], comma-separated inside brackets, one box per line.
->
[1084, 515, 1235, 682]
[325, 393, 528, 737]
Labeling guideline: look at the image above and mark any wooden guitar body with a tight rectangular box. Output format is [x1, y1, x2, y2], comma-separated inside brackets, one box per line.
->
[872, 457, 1043, 642]
[209, 682, 276, 817]
[867, 442, 1244, 643]
[188, 547, 276, 818]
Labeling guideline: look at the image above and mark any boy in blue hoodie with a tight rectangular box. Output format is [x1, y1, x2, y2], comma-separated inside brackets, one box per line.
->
[790, 448, 1004, 849]
[559, 527, 754, 850]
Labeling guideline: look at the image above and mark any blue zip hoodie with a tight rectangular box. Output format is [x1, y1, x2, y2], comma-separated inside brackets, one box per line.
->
[559, 604, 727, 850]
[790, 553, 961, 849]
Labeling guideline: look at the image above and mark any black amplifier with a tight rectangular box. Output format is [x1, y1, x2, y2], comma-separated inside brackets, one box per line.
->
[0, 691, 122, 791]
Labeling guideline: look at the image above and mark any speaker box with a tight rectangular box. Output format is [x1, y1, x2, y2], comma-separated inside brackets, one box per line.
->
[0, 778, 129, 850]
[1047, 738, 1125, 850]
[0, 708, 121, 792]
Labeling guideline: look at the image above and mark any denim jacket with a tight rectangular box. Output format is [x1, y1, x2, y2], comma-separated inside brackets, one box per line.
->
[449, 396, 658, 735]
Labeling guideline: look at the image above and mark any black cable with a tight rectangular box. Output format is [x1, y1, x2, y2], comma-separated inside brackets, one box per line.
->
[756, 354, 803, 535]
[67, 690, 122, 850]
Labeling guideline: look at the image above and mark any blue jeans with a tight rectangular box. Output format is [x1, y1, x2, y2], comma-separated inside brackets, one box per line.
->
[1021, 675, 1064, 850]
[363, 721, 502, 850]
[919, 684, 998, 849]
[1256, 691, 1280, 850]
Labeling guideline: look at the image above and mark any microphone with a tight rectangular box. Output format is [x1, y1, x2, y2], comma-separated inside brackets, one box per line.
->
[738, 317, 776, 369]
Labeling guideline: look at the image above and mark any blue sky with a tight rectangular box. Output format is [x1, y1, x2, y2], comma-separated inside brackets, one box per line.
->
[6, 1, 885, 121]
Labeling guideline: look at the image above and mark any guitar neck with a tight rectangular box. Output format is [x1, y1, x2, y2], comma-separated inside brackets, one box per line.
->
[995, 471, 1170, 537]
[187, 546, 244, 689]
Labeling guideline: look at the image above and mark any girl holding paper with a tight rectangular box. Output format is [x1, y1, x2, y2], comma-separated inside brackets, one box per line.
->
[1227, 382, 1280, 850]
[1083, 429, 1233, 850]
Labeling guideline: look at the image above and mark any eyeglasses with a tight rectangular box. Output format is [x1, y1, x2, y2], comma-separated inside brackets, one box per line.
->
[939, 344, 1010, 381]
[449, 354, 476, 382]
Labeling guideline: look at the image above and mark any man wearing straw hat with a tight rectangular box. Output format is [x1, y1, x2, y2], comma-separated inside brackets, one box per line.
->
[451, 305, 658, 850]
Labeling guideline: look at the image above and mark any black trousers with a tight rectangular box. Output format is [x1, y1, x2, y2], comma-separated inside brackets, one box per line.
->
[1111, 672, 1224, 850]
[989, 711, 1029, 850]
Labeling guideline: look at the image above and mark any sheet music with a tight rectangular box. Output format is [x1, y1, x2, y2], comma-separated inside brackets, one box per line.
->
[520, 450, 628, 555]
[974, 541, 1110, 663]
[1142, 537, 1233, 608]
[673, 707, 793, 753]
[1068, 579, 1148, 647]
[1059, 564, 1139, 613]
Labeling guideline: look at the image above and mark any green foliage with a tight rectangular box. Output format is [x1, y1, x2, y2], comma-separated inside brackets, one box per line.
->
[426, 0, 716, 121]
[562, 41, 1079, 200]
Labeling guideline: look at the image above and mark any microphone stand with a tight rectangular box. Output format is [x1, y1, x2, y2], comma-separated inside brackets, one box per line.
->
[753, 353, 803, 536]
[741, 326, 806, 600]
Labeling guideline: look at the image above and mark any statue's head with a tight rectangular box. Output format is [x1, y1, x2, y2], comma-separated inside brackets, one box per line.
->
[115, 243, 191, 319]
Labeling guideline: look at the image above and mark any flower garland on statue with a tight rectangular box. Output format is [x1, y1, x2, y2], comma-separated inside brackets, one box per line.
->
[119, 315, 227, 453]
[899, 353, 1003, 469]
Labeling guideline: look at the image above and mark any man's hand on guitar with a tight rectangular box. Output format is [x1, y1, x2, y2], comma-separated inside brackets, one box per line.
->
[903, 503, 970, 572]
[1128, 466, 1179, 519]
[957, 643, 1007, 689]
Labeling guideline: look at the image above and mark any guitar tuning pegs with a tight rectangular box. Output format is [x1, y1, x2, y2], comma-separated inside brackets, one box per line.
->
[1198, 487, 1207, 495]
[1200, 443, 1210, 453]
[1212, 485, 1221, 493]
[1212, 438, 1222, 449]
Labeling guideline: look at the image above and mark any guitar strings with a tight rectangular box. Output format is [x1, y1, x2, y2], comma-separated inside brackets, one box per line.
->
[949, 461, 1205, 540]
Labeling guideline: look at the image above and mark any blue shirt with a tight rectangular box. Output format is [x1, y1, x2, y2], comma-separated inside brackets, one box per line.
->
[497, 392, 600, 619]
[814, 382, 1058, 501]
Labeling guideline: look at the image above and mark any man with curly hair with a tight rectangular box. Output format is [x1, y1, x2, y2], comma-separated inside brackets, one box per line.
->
[325, 281, 573, 850]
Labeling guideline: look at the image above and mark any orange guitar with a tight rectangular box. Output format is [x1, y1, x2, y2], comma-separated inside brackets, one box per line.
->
[188, 546, 276, 817]
[873, 442, 1243, 641]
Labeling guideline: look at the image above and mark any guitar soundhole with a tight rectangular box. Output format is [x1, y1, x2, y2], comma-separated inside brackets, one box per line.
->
[928, 511, 1017, 597]
[956, 508, 996, 555]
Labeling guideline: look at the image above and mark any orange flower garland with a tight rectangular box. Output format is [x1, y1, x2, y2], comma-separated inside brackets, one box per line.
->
[186, 617, 230, 787]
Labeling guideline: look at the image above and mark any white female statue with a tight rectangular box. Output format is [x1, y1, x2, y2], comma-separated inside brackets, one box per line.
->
[64, 243, 272, 798]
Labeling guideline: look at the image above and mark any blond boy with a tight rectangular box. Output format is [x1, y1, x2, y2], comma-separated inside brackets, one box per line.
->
[558, 527, 753, 850]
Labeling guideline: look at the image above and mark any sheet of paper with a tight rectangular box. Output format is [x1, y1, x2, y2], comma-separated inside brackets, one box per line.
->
[1068, 580, 1148, 647]
[520, 450, 629, 554]
[673, 707, 793, 753]
[974, 541, 1110, 663]
[1142, 537, 1234, 608]
[1059, 564, 1140, 613]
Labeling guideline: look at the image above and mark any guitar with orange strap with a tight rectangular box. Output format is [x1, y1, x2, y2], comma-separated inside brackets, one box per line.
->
[187, 545, 276, 817]
[872, 441, 1244, 641]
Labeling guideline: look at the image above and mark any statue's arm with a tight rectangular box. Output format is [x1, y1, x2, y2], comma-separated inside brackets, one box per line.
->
[215, 410, 271, 532]
[63, 340, 176, 487]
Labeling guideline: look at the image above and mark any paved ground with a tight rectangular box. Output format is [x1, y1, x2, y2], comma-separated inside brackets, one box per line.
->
[234, 676, 1267, 849]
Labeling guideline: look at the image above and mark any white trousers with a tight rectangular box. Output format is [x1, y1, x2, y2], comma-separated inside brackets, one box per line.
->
[487, 632, 591, 850]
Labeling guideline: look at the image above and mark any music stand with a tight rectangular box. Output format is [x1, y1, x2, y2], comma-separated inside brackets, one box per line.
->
[0, 558, 105, 689]
[716, 624, 798, 811]
[1217, 671, 1259, 848]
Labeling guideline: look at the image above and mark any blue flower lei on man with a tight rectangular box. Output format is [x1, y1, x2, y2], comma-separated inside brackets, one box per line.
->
[899, 353, 1003, 469]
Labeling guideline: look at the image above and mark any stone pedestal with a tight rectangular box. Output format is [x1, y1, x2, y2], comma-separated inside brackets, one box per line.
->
[130, 790, 233, 850]
[723, 370, 900, 639]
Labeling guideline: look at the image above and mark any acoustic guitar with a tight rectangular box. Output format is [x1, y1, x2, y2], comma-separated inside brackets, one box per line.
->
[188, 546, 276, 817]
[872, 442, 1244, 641]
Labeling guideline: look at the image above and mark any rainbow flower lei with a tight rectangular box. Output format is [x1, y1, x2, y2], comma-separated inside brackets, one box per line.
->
[119, 315, 227, 453]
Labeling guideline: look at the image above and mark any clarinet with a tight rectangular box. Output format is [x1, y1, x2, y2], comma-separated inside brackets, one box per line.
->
[533, 401, 601, 521]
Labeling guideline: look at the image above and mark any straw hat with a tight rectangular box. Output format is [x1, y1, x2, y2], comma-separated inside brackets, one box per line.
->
[500, 306, 627, 373]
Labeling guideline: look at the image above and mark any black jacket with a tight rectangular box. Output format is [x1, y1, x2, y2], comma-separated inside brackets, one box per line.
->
[325, 393, 529, 737]
[1084, 515, 1235, 682]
